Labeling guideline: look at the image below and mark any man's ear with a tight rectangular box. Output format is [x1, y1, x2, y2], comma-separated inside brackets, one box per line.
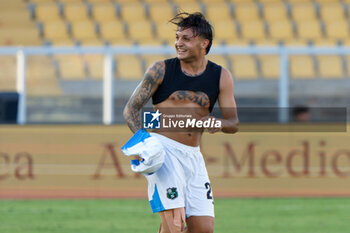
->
[201, 39, 209, 49]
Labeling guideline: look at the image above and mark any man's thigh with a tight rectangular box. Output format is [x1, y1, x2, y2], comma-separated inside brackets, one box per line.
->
[186, 216, 214, 233]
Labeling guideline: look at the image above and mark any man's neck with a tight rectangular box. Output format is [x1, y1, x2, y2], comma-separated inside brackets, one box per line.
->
[180, 57, 208, 76]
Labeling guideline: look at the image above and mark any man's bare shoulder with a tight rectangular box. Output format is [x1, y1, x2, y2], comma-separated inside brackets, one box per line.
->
[145, 60, 166, 84]
[219, 66, 234, 85]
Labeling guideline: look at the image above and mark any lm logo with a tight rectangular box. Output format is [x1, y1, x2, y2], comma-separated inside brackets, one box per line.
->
[143, 110, 162, 129]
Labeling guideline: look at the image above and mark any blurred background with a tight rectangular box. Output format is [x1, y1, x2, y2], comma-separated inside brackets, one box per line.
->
[0, 0, 350, 124]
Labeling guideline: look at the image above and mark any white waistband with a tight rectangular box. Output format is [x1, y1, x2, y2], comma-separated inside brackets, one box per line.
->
[150, 133, 200, 153]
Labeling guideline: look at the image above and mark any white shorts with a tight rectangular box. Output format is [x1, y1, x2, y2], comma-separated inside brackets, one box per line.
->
[146, 133, 214, 218]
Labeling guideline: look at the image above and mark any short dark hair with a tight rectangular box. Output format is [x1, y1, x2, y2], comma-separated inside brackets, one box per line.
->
[169, 12, 213, 54]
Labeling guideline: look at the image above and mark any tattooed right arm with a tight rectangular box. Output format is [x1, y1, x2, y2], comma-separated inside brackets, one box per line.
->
[123, 61, 165, 133]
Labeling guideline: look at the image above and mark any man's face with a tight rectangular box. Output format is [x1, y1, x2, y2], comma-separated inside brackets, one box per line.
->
[174, 27, 204, 61]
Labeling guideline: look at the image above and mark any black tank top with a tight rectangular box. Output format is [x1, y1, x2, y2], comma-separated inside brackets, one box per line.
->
[152, 58, 222, 112]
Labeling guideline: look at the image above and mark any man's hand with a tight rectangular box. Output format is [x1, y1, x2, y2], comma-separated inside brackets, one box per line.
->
[200, 115, 222, 134]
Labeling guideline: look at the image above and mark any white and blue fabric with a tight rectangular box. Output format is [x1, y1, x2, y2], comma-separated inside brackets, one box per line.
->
[121, 129, 165, 175]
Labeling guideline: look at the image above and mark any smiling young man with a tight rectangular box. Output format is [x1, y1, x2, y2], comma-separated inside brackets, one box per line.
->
[123, 12, 239, 233]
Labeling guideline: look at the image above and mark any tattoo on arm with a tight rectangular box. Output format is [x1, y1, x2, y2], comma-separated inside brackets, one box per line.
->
[123, 61, 165, 133]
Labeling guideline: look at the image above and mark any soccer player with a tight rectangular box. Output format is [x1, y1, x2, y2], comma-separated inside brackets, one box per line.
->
[123, 12, 239, 233]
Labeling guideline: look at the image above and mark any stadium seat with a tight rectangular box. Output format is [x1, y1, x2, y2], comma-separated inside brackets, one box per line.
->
[27, 56, 56, 81]
[148, 3, 174, 22]
[108, 39, 135, 46]
[317, 55, 344, 79]
[240, 21, 266, 41]
[141, 54, 168, 70]
[312, 39, 338, 46]
[205, 3, 232, 22]
[120, 3, 147, 22]
[269, 20, 294, 41]
[259, 55, 280, 79]
[229, 55, 259, 80]
[30, 0, 55, 3]
[0, 56, 16, 91]
[287, 0, 313, 3]
[297, 20, 322, 41]
[0, 28, 42, 46]
[115, 55, 144, 80]
[55, 55, 86, 80]
[263, 3, 288, 22]
[207, 55, 229, 68]
[290, 55, 315, 79]
[79, 38, 105, 46]
[212, 20, 238, 44]
[100, 20, 127, 42]
[324, 20, 349, 41]
[84, 54, 104, 79]
[35, 3, 61, 22]
[258, 0, 284, 3]
[254, 39, 279, 46]
[283, 39, 309, 46]
[127, 21, 155, 43]
[86, 0, 111, 3]
[234, 3, 260, 22]
[320, 3, 345, 22]
[230, 0, 255, 3]
[59, 0, 82, 3]
[0, 11, 34, 27]
[174, 3, 203, 14]
[225, 39, 250, 46]
[51, 39, 76, 46]
[155, 22, 177, 45]
[291, 3, 317, 22]
[43, 20, 70, 42]
[201, 0, 227, 4]
[91, 3, 117, 22]
[172, 0, 198, 4]
[71, 20, 98, 41]
[64, 3, 89, 22]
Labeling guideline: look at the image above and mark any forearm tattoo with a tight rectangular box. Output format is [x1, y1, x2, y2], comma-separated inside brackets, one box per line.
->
[124, 61, 165, 133]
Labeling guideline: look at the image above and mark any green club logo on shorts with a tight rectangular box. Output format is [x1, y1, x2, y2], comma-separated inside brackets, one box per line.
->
[166, 187, 178, 200]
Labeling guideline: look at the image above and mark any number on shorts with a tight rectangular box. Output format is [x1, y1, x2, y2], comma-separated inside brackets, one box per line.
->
[205, 182, 213, 199]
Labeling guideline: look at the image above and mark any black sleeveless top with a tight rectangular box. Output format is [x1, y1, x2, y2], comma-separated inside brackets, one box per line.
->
[152, 58, 222, 112]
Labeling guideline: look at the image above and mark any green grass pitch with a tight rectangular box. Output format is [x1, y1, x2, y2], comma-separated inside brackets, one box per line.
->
[1, 198, 349, 233]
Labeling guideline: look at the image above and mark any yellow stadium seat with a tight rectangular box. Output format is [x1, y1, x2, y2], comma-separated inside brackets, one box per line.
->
[117, 0, 144, 3]
[230, 0, 255, 3]
[240, 21, 266, 41]
[212, 20, 238, 44]
[259, 55, 280, 79]
[207, 55, 229, 68]
[226, 38, 250, 46]
[51, 39, 76, 46]
[291, 3, 317, 22]
[59, 0, 82, 3]
[143, 0, 169, 3]
[84, 55, 104, 79]
[263, 3, 288, 22]
[43, 20, 69, 41]
[320, 3, 345, 22]
[71, 20, 98, 41]
[269, 20, 294, 41]
[312, 39, 338, 46]
[91, 3, 117, 22]
[297, 20, 322, 40]
[258, 0, 284, 3]
[0, 56, 16, 91]
[287, 0, 313, 3]
[121, 3, 146, 22]
[172, 0, 197, 4]
[0, 28, 42, 46]
[55, 55, 86, 80]
[109, 39, 135, 46]
[86, 0, 111, 3]
[148, 3, 174, 22]
[115, 55, 143, 80]
[27, 56, 56, 81]
[128, 21, 154, 42]
[174, 3, 203, 14]
[283, 39, 308, 46]
[30, 0, 55, 3]
[205, 3, 232, 22]
[141, 54, 168, 70]
[234, 3, 260, 22]
[325, 20, 349, 40]
[100, 20, 126, 41]
[64, 3, 89, 22]
[290, 55, 315, 79]
[201, 0, 227, 4]
[254, 39, 279, 46]
[35, 3, 61, 22]
[156, 22, 177, 44]
[80, 38, 105, 46]
[0, 11, 34, 27]
[317, 55, 344, 79]
[314, 0, 340, 3]
[229, 55, 259, 80]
